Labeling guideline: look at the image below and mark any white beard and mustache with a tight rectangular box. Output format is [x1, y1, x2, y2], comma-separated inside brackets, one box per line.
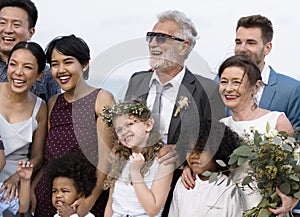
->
[149, 47, 183, 71]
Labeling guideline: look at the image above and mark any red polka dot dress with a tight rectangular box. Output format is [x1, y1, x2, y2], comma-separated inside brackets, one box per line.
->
[34, 89, 108, 217]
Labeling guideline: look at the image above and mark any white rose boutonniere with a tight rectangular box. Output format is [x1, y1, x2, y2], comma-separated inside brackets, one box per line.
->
[174, 96, 190, 117]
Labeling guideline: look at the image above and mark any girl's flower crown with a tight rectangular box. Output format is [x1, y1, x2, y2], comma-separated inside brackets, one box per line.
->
[102, 99, 151, 127]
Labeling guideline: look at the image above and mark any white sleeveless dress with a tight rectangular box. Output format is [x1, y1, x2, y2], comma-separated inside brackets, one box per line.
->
[0, 97, 42, 182]
[112, 159, 163, 217]
[220, 111, 284, 211]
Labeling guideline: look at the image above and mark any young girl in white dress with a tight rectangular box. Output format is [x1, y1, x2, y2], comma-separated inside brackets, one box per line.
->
[103, 99, 174, 217]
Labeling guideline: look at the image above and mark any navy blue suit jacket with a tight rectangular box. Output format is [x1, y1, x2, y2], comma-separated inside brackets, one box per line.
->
[260, 67, 300, 132]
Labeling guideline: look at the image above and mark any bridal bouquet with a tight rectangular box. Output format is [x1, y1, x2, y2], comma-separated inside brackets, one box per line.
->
[225, 123, 300, 217]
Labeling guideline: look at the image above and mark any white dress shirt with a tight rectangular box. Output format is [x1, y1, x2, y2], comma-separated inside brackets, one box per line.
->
[147, 67, 185, 143]
[169, 174, 243, 217]
[255, 63, 270, 104]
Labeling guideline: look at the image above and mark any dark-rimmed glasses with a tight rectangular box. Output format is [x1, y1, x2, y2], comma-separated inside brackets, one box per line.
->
[146, 32, 185, 44]
[115, 119, 142, 135]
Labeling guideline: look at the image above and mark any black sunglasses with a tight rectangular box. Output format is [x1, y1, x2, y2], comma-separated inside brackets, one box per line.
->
[146, 32, 185, 44]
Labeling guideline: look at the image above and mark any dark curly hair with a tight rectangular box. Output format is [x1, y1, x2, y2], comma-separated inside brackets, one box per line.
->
[47, 152, 97, 198]
[192, 120, 242, 176]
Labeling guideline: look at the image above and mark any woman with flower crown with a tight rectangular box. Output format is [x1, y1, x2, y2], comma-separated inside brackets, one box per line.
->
[102, 99, 174, 217]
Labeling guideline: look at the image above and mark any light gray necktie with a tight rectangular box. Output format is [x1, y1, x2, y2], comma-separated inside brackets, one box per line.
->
[152, 80, 172, 129]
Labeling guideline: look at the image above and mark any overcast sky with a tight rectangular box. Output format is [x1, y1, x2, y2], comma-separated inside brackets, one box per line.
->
[32, 0, 300, 99]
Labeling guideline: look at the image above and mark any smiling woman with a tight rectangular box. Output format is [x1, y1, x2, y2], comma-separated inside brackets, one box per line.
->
[218, 55, 262, 114]
[31, 35, 115, 217]
[218, 54, 296, 216]
[0, 41, 47, 216]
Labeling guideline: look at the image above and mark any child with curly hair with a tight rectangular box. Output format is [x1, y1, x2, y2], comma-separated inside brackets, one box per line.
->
[102, 99, 175, 217]
[47, 152, 97, 217]
[169, 121, 243, 217]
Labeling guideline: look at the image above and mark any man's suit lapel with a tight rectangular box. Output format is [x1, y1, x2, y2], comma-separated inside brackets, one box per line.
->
[136, 73, 152, 101]
[168, 69, 196, 143]
[259, 68, 277, 109]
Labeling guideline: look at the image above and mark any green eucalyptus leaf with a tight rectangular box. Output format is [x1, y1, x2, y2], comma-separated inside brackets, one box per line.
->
[282, 143, 293, 152]
[289, 174, 300, 182]
[270, 191, 279, 201]
[268, 202, 277, 208]
[258, 197, 269, 208]
[249, 152, 258, 160]
[241, 176, 252, 186]
[254, 130, 262, 145]
[233, 145, 251, 157]
[226, 176, 233, 186]
[291, 182, 299, 190]
[272, 136, 282, 145]
[216, 159, 227, 167]
[209, 172, 218, 183]
[244, 207, 259, 216]
[295, 165, 300, 173]
[237, 156, 248, 166]
[230, 186, 237, 198]
[228, 154, 238, 165]
[202, 171, 211, 177]
[266, 122, 271, 133]
[257, 208, 271, 217]
[287, 136, 296, 143]
[279, 182, 291, 195]
[294, 191, 300, 199]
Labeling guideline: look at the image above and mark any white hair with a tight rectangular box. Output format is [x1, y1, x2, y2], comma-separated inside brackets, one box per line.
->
[157, 10, 198, 54]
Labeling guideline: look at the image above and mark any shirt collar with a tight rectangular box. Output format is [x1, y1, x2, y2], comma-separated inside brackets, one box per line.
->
[261, 63, 270, 85]
[149, 66, 186, 89]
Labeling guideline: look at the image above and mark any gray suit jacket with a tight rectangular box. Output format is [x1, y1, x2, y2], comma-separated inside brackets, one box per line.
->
[125, 68, 225, 216]
[125, 68, 225, 152]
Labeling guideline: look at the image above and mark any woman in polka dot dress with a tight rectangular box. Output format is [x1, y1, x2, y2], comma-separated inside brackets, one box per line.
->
[32, 35, 115, 217]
